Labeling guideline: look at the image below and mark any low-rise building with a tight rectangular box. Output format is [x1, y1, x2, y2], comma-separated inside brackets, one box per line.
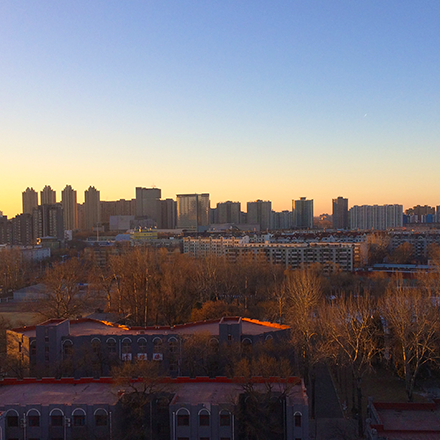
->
[0, 376, 308, 440]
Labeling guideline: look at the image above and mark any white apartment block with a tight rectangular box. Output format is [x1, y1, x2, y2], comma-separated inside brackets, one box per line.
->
[183, 237, 367, 272]
[349, 204, 403, 230]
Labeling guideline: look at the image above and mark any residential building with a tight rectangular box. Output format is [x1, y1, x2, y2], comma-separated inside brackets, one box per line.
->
[32, 204, 64, 241]
[247, 200, 272, 230]
[61, 184, 78, 231]
[183, 237, 368, 272]
[158, 198, 177, 229]
[216, 201, 241, 224]
[11, 213, 33, 246]
[85, 186, 101, 230]
[294, 197, 313, 229]
[332, 196, 349, 230]
[40, 185, 56, 205]
[177, 193, 210, 232]
[22, 187, 38, 215]
[349, 204, 403, 230]
[135, 187, 161, 223]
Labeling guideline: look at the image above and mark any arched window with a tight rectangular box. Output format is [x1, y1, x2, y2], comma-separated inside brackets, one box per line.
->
[198, 409, 210, 426]
[91, 338, 101, 354]
[210, 338, 219, 352]
[241, 338, 252, 354]
[153, 337, 163, 352]
[138, 337, 147, 352]
[30, 340, 36, 357]
[63, 339, 74, 357]
[122, 338, 132, 361]
[294, 411, 302, 427]
[106, 338, 117, 354]
[176, 408, 190, 426]
[219, 410, 231, 426]
[168, 337, 178, 354]
[6, 409, 19, 428]
[94, 408, 108, 426]
[27, 409, 41, 427]
[49, 408, 64, 427]
[72, 408, 86, 427]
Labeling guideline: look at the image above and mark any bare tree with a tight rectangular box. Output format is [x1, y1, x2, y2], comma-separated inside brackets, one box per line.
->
[321, 293, 379, 435]
[37, 258, 88, 319]
[381, 282, 439, 401]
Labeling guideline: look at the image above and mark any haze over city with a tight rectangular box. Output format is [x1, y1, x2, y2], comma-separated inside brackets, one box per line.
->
[2, 1, 440, 217]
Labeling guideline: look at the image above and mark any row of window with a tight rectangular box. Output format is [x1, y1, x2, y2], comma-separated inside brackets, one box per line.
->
[177, 413, 231, 427]
[6, 412, 108, 428]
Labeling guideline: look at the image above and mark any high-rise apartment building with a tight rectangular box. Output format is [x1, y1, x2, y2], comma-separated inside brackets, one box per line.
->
[332, 197, 349, 230]
[349, 204, 403, 230]
[11, 214, 33, 245]
[177, 194, 210, 232]
[247, 200, 272, 230]
[62, 185, 78, 231]
[135, 187, 161, 223]
[22, 188, 38, 215]
[294, 197, 313, 229]
[40, 185, 56, 205]
[159, 198, 177, 229]
[85, 186, 101, 230]
[216, 201, 241, 224]
[32, 205, 64, 240]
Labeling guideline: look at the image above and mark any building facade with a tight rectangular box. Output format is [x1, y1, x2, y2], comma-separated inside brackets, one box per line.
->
[177, 194, 210, 232]
[84, 187, 101, 230]
[22, 187, 38, 215]
[349, 204, 403, 230]
[62, 185, 78, 231]
[294, 198, 313, 229]
[135, 187, 161, 223]
[332, 196, 349, 230]
[40, 185, 56, 205]
[247, 200, 272, 231]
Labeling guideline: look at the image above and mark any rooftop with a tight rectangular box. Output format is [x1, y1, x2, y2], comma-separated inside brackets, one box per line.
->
[11, 317, 290, 339]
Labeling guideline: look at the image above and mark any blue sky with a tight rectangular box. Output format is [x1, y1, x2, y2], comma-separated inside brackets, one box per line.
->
[1, 1, 439, 216]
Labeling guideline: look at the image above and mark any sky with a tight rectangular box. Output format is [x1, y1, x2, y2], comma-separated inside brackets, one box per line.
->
[1, 1, 440, 218]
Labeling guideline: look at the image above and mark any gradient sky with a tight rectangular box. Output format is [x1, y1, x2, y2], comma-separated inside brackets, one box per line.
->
[1, 1, 440, 218]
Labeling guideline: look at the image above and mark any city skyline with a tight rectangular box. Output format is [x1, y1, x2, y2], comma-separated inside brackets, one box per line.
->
[2, 182, 440, 219]
[1, 2, 439, 218]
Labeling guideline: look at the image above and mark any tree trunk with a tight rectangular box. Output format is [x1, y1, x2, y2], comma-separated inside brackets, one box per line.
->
[357, 377, 363, 436]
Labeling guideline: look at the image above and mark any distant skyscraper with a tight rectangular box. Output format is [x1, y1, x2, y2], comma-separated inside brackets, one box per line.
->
[247, 200, 272, 230]
[11, 213, 33, 245]
[349, 204, 403, 230]
[85, 186, 101, 230]
[332, 197, 349, 229]
[216, 201, 241, 224]
[135, 187, 161, 223]
[294, 197, 313, 229]
[40, 185, 56, 205]
[159, 198, 177, 229]
[62, 185, 78, 230]
[22, 187, 38, 215]
[177, 194, 210, 232]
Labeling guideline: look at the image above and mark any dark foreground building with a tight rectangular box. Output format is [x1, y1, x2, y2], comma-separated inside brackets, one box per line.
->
[0, 376, 309, 440]
[7, 317, 290, 378]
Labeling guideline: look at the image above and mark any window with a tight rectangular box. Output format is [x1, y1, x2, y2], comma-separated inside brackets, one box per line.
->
[91, 338, 101, 354]
[138, 337, 147, 353]
[294, 413, 302, 427]
[169, 338, 177, 354]
[28, 415, 40, 427]
[51, 415, 63, 426]
[199, 413, 209, 426]
[30, 341, 37, 356]
[95, 414, 107, 426]
[63, 340, 73, 357]
[106, 339, 116, 354]
[220, 413, 231, 426]
[7, 415, 19, 427]
[73, 414, 86, 426]
[177, 414, 189, 426]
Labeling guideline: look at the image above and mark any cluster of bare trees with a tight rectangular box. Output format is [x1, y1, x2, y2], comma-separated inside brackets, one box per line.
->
[278, 268, 440, 435]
